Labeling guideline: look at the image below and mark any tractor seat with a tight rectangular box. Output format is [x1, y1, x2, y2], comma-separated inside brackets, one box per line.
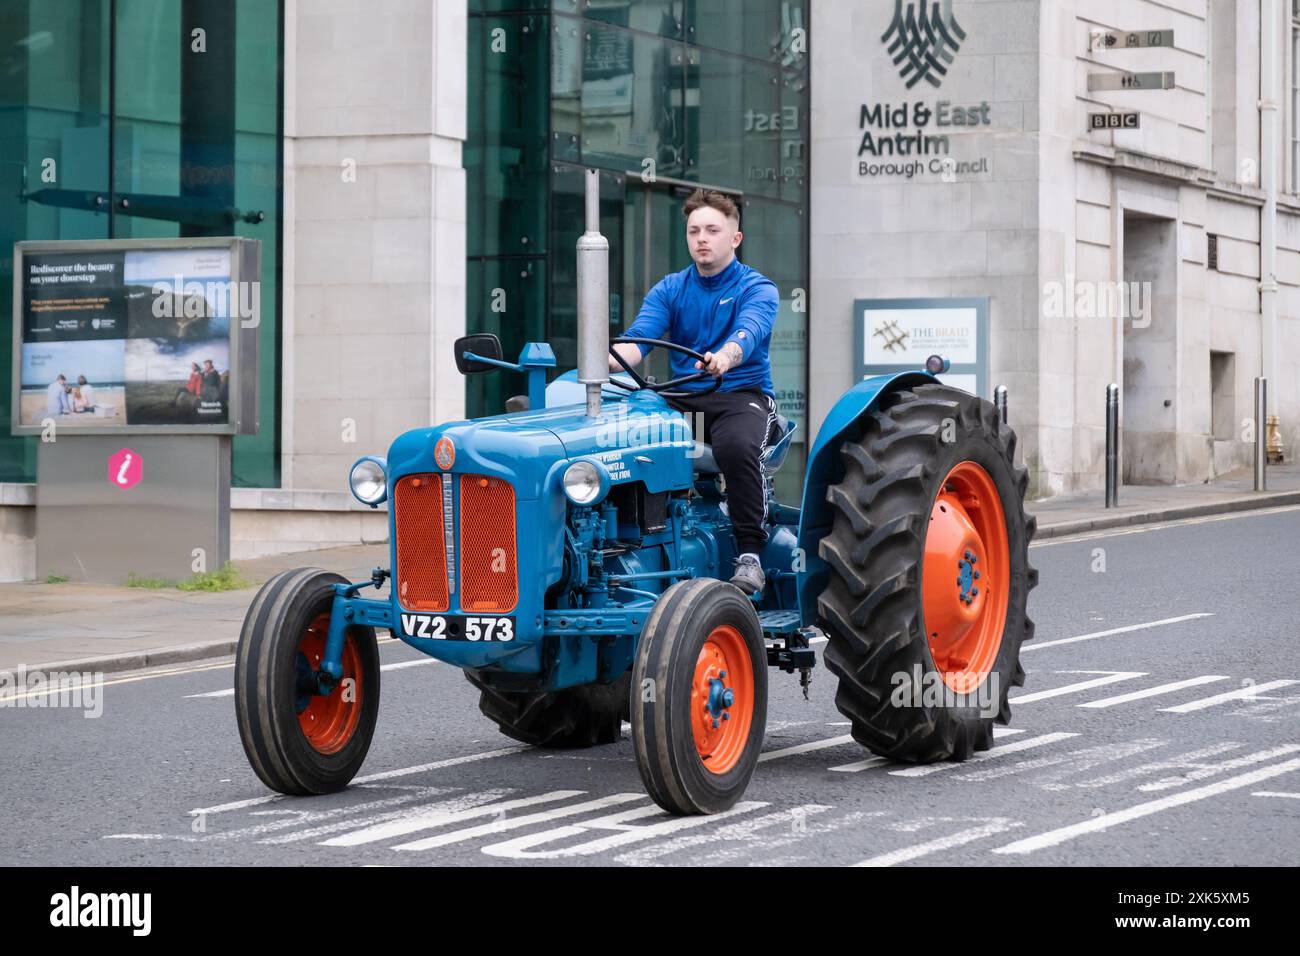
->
[695, 414, 796, 477]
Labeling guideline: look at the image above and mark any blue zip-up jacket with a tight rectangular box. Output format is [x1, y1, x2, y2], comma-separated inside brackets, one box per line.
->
[623, 257, 779, 397]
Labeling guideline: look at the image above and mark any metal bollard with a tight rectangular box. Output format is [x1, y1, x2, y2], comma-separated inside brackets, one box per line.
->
[1255, 377, 1267, 491]
[1105, 383, 1120, 508]
[994, 384, 1008, 425]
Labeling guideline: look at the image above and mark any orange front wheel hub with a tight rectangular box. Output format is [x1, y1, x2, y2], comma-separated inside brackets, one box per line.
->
[295, 613, 363, 755]
[690, 625, 755, 774]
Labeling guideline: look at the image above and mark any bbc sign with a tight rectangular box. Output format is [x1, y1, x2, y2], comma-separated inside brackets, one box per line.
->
[1089, 112, 1140, 130]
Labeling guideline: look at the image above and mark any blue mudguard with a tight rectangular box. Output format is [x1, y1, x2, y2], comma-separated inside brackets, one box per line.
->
[794, 370, 941, 627]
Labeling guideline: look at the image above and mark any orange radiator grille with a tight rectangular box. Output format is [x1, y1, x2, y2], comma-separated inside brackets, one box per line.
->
[458, 474, 518, 613]
[393, 474, 450, 612]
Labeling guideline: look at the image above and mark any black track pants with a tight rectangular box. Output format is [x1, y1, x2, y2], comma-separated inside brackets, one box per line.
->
[669, 388, 779, 556]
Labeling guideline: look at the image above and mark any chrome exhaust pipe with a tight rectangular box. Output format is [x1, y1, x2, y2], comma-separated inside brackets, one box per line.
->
[576, 168, 610, 418]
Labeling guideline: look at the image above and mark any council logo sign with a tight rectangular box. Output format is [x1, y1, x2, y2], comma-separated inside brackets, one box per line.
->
[881, 0, 966, 89]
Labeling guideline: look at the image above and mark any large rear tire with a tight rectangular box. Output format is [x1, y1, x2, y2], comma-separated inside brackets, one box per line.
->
[465, 671, 631, 748]
[235, 568, 381, 795]
[631, 579, 767, 815]
[816, 384, 1037, 763]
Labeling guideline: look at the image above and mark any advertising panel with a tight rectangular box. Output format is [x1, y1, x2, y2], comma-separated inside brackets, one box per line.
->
[11, 238, 259, 435]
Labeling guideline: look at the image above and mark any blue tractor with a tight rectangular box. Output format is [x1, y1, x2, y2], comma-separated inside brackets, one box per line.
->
[236, 171, 1036, 815]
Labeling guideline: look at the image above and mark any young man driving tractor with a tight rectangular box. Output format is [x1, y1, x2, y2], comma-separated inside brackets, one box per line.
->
[608, 189, 780, 596]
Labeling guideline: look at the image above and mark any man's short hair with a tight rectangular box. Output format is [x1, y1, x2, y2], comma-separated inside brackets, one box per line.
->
[683, 189, 740, 227]
[56, 374, 65, 381]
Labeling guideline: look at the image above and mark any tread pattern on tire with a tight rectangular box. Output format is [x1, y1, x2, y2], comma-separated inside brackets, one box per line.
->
[235, 568, 380, 795]
[631, 578, 767, 815]
[816, 384, 1038, 764]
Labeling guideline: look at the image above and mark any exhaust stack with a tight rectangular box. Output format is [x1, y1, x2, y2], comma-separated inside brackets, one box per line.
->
[576, 168, 609, 418]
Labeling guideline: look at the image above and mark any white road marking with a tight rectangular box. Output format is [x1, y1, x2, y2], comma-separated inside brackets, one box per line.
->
[829, 756, 889, 774]
[1080, 743, 1244, 789]
[103, 833, 203, 842]
[828, 728, 1024, 773]
[479, 801, 768, 859]
[259, 789, 510, 845]
[1252, 790, 1300, 799]
[612, 805, 838, 867]
[1228, 694, 1300, 719]
[392, 793, 648, 851]
[1078, 675, 1231, 709]
[7, 639, 414, 703]
[1137, 745, 1300, 792]
[994, 757, 1300, 856]
[1010, 671, 1146, 704]
[1022, 615, 1211, 653]
[853, 819, 1023, 867]
[1160, 680, 1300, 713]
[186, 658, 434, 698]
[758, 734, 854, 762]
[889, 733, 1079, 777]
[1, 660, 232, 704]
[320, 790, 583, 847]
[189, 746, 528, 816]
[353, 746, 531, 782]
[955, 738, 1166, 786]
[108, 786, 463, 843]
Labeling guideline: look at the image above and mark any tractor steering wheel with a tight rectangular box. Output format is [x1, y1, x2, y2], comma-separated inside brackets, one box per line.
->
[608, 336, 723, 399]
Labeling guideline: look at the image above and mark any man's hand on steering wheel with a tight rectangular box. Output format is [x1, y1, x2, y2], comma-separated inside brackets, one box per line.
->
[607, 336, 724, 397]
[696, 341, 743, 377]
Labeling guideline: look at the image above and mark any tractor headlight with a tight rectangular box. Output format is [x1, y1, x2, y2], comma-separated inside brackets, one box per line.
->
[349, 456, 388, 507]
[562, 459, 609, 506]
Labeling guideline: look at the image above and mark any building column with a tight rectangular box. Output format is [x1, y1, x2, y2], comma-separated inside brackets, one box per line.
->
[281, 0, 466, 491]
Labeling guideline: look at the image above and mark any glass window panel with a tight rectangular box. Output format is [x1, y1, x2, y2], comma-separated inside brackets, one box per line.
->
[467, 15, 484, 255]
[688, 48, 781, 199]
[687, 0, 804, 63]
[466, 257, 547, 418]
[0, 0, 111, 482]
[229, 0, 282, 488]
[547, 164, 624, 374]
[481, 13, 549, 256]
[577, 18, 687, 180]
[778, 64, 808, 204]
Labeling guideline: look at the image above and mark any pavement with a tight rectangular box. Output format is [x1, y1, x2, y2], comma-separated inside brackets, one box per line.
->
[2, 461, 1298, 675]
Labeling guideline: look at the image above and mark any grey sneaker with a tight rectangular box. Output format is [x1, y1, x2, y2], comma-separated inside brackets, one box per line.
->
[730, 554, 765, 596]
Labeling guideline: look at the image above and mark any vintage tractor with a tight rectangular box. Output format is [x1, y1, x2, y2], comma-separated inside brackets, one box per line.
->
[235, 171, 1036, 815]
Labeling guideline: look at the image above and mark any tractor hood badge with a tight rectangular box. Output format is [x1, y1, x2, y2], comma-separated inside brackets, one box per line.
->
[434, 437, 455, 470]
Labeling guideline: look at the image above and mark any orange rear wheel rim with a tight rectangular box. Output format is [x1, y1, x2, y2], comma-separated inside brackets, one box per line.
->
[922, 461, 1010, 695]
[690, 625, 754, 774]
[296, 613, 363, 755]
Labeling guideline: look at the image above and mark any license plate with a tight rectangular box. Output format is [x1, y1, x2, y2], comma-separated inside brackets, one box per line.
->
[399, 613, 515, 642]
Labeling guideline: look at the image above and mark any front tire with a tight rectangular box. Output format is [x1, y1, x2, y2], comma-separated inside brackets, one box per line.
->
[631, 579, 768, 815]
[817, 384, 1037, 763]
[235, 568, 381, 795]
